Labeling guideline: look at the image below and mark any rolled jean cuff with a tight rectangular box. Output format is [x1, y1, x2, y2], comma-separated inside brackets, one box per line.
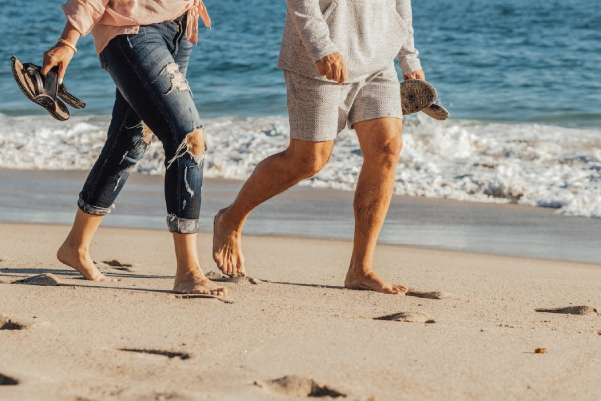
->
[78, 196, 115, 216]
[166, 214, 199, 234]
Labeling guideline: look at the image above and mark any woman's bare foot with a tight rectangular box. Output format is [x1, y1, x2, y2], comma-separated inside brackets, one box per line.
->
[173, 269, 227, 296]
[212, 208, 245, 276]
[57, 241, 112, 282]
[344, 269, 408, 295]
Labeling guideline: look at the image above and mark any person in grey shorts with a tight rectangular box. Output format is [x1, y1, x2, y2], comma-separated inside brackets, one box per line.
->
[213, 0, 425, 294]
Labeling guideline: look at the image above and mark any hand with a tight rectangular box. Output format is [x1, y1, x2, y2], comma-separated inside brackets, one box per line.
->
[40, 44, 75, 79]
[316, 52, 348, 84]
[403, 69, 426, 81]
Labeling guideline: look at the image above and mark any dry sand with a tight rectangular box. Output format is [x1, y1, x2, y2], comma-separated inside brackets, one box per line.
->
[1, 222, 600, 400]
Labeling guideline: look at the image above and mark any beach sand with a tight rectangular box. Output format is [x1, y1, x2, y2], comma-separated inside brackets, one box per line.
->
[1, 223, 600, 400]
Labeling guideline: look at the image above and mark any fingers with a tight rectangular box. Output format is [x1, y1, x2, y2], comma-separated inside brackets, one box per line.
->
[324, 62, 334, 81]
[58, 62, 68, 80]
[40, 52, 54, 76]
[338, 60, 348, 84]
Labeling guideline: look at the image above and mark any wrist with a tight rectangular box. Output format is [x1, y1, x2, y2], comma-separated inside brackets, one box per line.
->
[57, 38, 77, 53]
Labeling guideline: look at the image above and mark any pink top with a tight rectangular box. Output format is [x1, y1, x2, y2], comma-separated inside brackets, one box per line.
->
[61, 0, 211, 55]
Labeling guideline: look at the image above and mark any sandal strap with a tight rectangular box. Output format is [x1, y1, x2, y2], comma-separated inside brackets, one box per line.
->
[23, 63, 45, 97]
[44, 67, 59, 101]
[58, 84, 86, 109]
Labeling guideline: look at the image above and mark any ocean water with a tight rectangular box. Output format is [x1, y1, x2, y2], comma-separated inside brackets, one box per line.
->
[0, 0, 600, 217]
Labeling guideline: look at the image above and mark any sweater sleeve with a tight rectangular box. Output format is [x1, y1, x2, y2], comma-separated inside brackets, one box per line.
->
[285, 0, 339, 62]
[396, 0, 422, 75]
[61, 0, 111, 36]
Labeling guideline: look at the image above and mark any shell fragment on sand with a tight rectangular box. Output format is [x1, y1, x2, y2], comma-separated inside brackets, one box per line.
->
[374, 312, 436, 324]
[535, 306, 599, 316]
[254, 375, 346, 398]
[14, 273, 61, 286]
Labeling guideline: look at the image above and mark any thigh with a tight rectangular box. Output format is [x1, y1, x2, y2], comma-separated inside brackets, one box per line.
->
[348, 66, 403, 129]
[285, 71, 347, 142]
[354, 117, 403, 158]
[100, 26, 201, 156]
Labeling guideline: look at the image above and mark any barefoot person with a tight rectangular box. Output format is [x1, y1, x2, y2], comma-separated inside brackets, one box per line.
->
[42, 0, 225, 296]
[214, 0, 425, 294]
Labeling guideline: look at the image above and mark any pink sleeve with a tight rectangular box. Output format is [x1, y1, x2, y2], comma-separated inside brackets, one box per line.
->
[61, 0, 111, 36]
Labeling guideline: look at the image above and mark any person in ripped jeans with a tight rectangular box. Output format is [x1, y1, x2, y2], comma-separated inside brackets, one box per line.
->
[213, 0, 425, 294]
[42, 0, 226, 296]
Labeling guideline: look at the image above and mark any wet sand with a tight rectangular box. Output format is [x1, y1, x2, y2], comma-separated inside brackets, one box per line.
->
[1, 223, 600, 400]
[0, 169, 600, 263]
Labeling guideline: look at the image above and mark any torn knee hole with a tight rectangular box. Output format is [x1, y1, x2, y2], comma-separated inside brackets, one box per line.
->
[160, 63, 191, 95]
[165, 127, 207, 170]
[186, 128, 206, 156]
[141, 122, 154, 144]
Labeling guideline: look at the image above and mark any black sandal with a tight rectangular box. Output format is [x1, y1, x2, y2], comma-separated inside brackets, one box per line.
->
[11, 55, 85, 121]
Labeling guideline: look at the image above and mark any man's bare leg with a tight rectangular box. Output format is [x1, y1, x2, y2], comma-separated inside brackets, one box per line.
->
[57, 209, 112, 281]
[344, 118, 408, 294]
[213, 139, 335, 275]
[172, 233, 226, 296]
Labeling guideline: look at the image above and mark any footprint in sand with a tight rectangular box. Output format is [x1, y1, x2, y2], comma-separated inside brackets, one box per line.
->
[406, 290, 450, 300]
[535, 306, 599, 316]
[374, 312, 436, 324]
[0, 315, 26, 330]
[205, 270, 262, 285]
[254, 375, 346, 398]
[118, 348, 190, 360]
[1, 314, 50, 330]
[0, 372, 19, 385]
[96, 259, 137, 273]
[13, 273, 61, 286]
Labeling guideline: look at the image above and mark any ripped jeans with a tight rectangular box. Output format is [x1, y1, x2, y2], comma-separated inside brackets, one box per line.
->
[79, 15, 204, 234]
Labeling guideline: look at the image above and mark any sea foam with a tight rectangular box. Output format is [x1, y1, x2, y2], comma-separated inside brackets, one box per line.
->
[1, 113, 599, 218]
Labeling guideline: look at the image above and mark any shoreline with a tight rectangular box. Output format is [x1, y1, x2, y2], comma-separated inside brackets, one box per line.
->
[0, 169, 600, 264]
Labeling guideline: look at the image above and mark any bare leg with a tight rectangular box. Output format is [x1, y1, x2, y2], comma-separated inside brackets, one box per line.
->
[172, 233, 226, 296]
[213, 139, 335, 275]
[344, 118, 408, 294]
[57, 209, 112, 281]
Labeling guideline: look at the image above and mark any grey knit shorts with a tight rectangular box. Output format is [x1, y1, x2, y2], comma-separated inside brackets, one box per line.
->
[284, 65, 403, 142]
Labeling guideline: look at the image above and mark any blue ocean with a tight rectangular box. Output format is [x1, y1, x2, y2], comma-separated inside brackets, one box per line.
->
[0, 0, 600, 217]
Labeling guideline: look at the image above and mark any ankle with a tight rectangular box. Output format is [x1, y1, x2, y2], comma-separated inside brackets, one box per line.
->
[61, 239, 89, 255]
[176, 265, 204, 279]
[218, 209, 244, 233]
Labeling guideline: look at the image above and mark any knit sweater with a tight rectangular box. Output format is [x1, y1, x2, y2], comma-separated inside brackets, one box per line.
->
[278, 0, 422, 82]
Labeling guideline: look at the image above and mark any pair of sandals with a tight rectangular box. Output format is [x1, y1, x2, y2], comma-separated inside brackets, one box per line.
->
[12, 55, 447, 122]
[400, 79, 449, 120]
[11, 55, 86, 121]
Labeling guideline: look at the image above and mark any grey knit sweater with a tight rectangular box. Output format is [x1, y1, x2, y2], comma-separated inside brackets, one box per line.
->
[278, 0, 422, 83]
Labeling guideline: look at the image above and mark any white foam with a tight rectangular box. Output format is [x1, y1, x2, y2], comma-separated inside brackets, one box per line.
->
[0, 113, 599, 218]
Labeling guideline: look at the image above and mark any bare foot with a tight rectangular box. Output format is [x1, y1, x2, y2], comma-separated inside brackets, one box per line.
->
[344, 269, 408, 295]
[173, 270, 227, 296]
[57, 241, 113, 282]
[212, 208, 245, 276]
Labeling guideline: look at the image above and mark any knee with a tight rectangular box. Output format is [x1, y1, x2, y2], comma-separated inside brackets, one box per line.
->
[364, 121, 404, 168]
[186, 127, 206, 157]
[286, 151, 329, 179]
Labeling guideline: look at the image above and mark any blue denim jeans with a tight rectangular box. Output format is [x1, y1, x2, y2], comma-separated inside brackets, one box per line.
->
[79, 15, 205, 234]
